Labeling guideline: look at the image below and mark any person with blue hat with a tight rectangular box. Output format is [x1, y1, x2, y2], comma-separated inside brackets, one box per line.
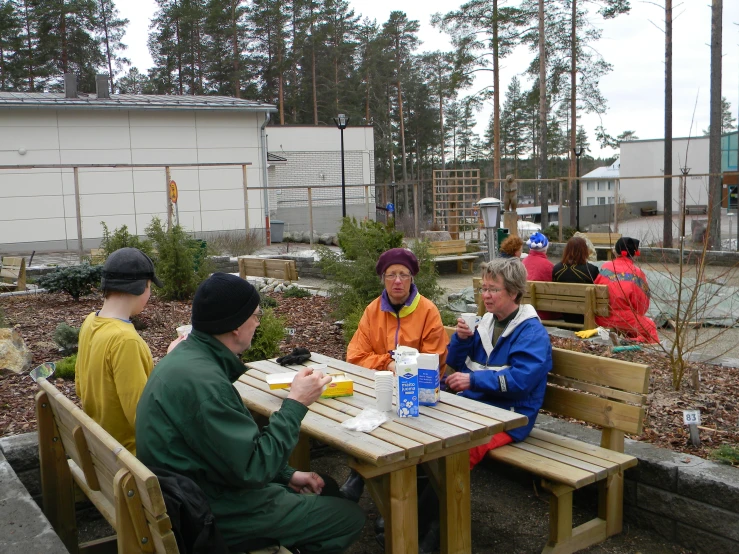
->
[522, 232, 559, 320]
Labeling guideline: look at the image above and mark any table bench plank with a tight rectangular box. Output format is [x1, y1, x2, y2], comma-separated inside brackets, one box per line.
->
[527, 429, 637, 468]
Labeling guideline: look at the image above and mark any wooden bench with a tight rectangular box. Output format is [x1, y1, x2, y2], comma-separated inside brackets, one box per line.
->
[428, 239, 478, 274]
[35, 378, 179, 553]
[0, 256, 27, 292]
[238, 256, 299, 281]
[90, 248, 106, 265]
[685, 205, 707, 215]
[443, 327, 648, 553]
[640, 207, 657, 217]
[472, 278, 610, 330]
[582, 233, 622, 261]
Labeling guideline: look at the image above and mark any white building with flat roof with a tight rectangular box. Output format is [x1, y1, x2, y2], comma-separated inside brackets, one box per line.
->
[581, 159, 619, 206]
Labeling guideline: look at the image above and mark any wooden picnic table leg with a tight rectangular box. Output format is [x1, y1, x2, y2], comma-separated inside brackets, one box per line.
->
[365, 466, 418, 554]
[437, 450, 472, 554]
[288, 432, 311, 472]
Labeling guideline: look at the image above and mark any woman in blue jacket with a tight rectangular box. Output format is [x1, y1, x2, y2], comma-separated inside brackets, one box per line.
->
[447, 257, 553, 467]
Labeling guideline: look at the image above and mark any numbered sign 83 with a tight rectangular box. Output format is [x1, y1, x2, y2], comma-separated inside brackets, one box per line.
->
[682, 410, 701, 425]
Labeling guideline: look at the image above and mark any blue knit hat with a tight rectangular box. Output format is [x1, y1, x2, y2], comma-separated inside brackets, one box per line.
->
[526, 232, 549, 252]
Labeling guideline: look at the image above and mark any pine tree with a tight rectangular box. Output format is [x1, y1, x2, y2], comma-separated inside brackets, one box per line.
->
[97, 0, 129, 93]
[0, 1, 23, 90]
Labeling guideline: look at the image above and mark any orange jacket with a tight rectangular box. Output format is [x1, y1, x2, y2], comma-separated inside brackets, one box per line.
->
[347, 286, 448, 374]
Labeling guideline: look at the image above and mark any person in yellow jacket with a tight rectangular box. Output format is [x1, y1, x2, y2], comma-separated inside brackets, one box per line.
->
[347, 247, 448, 373]
[75, 247, 166, 455]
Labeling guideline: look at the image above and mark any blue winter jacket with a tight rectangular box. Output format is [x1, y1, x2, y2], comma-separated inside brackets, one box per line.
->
[447, 304, 552, 442]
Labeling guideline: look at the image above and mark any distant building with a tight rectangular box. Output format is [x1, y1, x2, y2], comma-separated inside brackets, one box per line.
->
[581, 159, 619, 206]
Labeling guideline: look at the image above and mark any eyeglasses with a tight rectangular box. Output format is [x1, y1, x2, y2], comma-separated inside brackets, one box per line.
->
[252, 311, 263, 322]
[476, 287, 505, 295]
[384, 273, 412, 282]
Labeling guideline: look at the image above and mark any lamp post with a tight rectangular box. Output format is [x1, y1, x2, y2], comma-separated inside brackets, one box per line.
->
[333, 113, 349, 218]
[477, 197, 502, 262]
[574, 145, 584, 231]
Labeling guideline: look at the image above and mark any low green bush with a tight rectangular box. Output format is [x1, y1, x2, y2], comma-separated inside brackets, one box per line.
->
[56, 354, 77, 380]
[53, 323, 80, 354]
[283, 286, 312, 299]
[241, 308, 286, 363]
[207, 230, 262, 257]
[99, 222, 155, 261]
[37, 264, 103, 301]
[541, 224, 576, 242]
[440, 309, 459, 327]
[260, 294, 278, 309]
[145, 217, 213, 301]
[709, 445, 739, 466]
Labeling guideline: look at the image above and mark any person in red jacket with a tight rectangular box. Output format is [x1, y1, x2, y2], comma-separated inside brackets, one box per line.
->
[522, 232, 559, 320]
[595, 237, 659, 343]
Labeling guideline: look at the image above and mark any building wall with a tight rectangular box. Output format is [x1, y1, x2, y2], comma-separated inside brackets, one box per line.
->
[620, 137, 710, 211]
[0, 108, 268, 252]
[265, 126, 375, 232]
[582, 179, 616, 206]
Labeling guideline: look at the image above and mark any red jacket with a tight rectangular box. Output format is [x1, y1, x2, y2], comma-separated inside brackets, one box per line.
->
[522, 251, 559, 320]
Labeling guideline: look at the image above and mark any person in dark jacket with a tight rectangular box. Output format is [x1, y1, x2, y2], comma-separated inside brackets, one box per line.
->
[552, 237, 601, 325]
[136, 273, 365, 554]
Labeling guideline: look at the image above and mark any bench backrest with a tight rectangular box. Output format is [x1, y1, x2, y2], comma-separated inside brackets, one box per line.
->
[238, 256, 298, 281]
[442, 327, 649, 452]
[90, 248, 106, 265]
[583, 232, 621, 246]
[472, 278, 610, 325]
[428, 239, 467, 256]
[0, 256, 26, 290]
[36, 379, 179, 553]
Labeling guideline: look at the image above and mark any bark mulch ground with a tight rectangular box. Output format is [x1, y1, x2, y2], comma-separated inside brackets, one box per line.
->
[2, 292, 738, 464]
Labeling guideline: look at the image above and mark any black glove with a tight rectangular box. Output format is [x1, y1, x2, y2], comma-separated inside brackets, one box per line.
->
[276, 347, 311, 366]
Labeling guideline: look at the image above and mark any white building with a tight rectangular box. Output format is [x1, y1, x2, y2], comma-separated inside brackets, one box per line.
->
[619, 136, 710, 211]
[0, 79, 275, 253]
[265, 126, 375, 234]
[581, 159, 619, 206]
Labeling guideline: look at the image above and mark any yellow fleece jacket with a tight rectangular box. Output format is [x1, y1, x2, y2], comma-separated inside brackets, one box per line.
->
[75, 313, 153, 454]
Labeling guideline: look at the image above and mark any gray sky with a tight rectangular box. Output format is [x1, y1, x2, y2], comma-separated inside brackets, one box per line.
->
[119, 0, 739, 158]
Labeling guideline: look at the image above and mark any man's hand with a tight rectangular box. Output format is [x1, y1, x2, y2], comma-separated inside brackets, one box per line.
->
[287, 367, 332, 406]
[455, 318, 474, 340]
[387, 361, 396, 373]
[166, 335, 187, 353]
[288, 471, 325, 495]
[446, 372, 472, 393]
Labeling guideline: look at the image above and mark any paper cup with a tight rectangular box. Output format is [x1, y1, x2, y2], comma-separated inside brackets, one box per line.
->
[375, 371, 394, 411]
[460, 313, 478, 330]
[176, 324, 192, 338]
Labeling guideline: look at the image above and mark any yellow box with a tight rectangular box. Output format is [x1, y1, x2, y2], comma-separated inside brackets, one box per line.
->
[265, 371, 354, 398]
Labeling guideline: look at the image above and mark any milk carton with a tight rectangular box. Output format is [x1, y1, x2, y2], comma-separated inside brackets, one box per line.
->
[393, 346, 419, 418]
[417, 353, 440, 406]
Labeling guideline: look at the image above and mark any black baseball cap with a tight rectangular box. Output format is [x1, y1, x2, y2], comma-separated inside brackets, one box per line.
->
[101, 248, 163, 295]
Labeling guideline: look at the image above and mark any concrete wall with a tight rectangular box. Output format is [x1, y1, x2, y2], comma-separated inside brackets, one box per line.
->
[0, 108, 269, 253]
[620, 137, 710, 212]
[265, 126, 376, 231]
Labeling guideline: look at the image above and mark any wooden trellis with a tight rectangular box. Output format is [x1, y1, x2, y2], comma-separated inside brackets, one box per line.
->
[432, 169, 481, 239]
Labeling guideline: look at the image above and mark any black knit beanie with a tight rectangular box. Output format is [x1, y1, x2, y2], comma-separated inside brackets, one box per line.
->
[192, 273, 260, 335]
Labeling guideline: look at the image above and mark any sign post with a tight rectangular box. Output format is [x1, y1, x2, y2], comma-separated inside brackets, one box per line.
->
[169, 180, 179, 226]
[683, 410, 701, 447]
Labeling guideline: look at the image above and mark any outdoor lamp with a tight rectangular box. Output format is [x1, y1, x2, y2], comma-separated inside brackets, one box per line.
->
[334, 113, 350, 218]
[477, 197, 502, 260]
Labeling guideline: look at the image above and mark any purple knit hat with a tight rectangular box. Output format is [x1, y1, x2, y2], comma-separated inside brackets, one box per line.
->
[375, 248, 420, 276]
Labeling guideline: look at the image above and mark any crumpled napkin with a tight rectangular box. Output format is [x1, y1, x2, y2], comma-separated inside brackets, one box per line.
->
[341, 408, 388, 433]
[276, 347, 311, 366]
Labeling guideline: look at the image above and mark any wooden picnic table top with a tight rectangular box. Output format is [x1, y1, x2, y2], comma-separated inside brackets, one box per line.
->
[236, 352, 527, 469]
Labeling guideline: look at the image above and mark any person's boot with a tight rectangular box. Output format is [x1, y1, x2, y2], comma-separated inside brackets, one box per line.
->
[339, 469, 364, 502]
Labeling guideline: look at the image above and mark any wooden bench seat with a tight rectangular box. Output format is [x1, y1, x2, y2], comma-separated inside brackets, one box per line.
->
[685, 205, 707, 215]
[0, 256, 27, 292]
[35, 379, 288, 554]
[473, 278, 610, 331]
[443, 327, 649, 553]
[640, 207, 657, 217]
[582, 233, 621, 261]
[238, 256, 299, 281]
[428, 239, 478, 274]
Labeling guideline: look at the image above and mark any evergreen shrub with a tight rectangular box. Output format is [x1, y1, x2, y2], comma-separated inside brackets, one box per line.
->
[99, 222, 155, 261]
[283, 286, 312, 299]
[37, 264, 103, 301]
[541, 224, 576, 242]
[53, 323, 80, 354]
[56, 354, 77, 380]
[241, 308, 286, 363]
[145, 217, 213, 301]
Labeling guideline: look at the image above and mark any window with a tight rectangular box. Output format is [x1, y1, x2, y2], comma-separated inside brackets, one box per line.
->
[587, 197, 596, 206]
[587, 182, 595, 191]
[608, 196, 614, 204]
[598, 181, 607, 191]
[608, 181, 614, 190]
[598, 197, 606, 205]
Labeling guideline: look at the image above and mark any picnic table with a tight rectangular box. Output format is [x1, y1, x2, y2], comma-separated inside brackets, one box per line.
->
[236, 353, 527, 554]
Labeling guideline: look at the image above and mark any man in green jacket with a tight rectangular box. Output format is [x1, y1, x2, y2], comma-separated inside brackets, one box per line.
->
[136, 273, 365, 553]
